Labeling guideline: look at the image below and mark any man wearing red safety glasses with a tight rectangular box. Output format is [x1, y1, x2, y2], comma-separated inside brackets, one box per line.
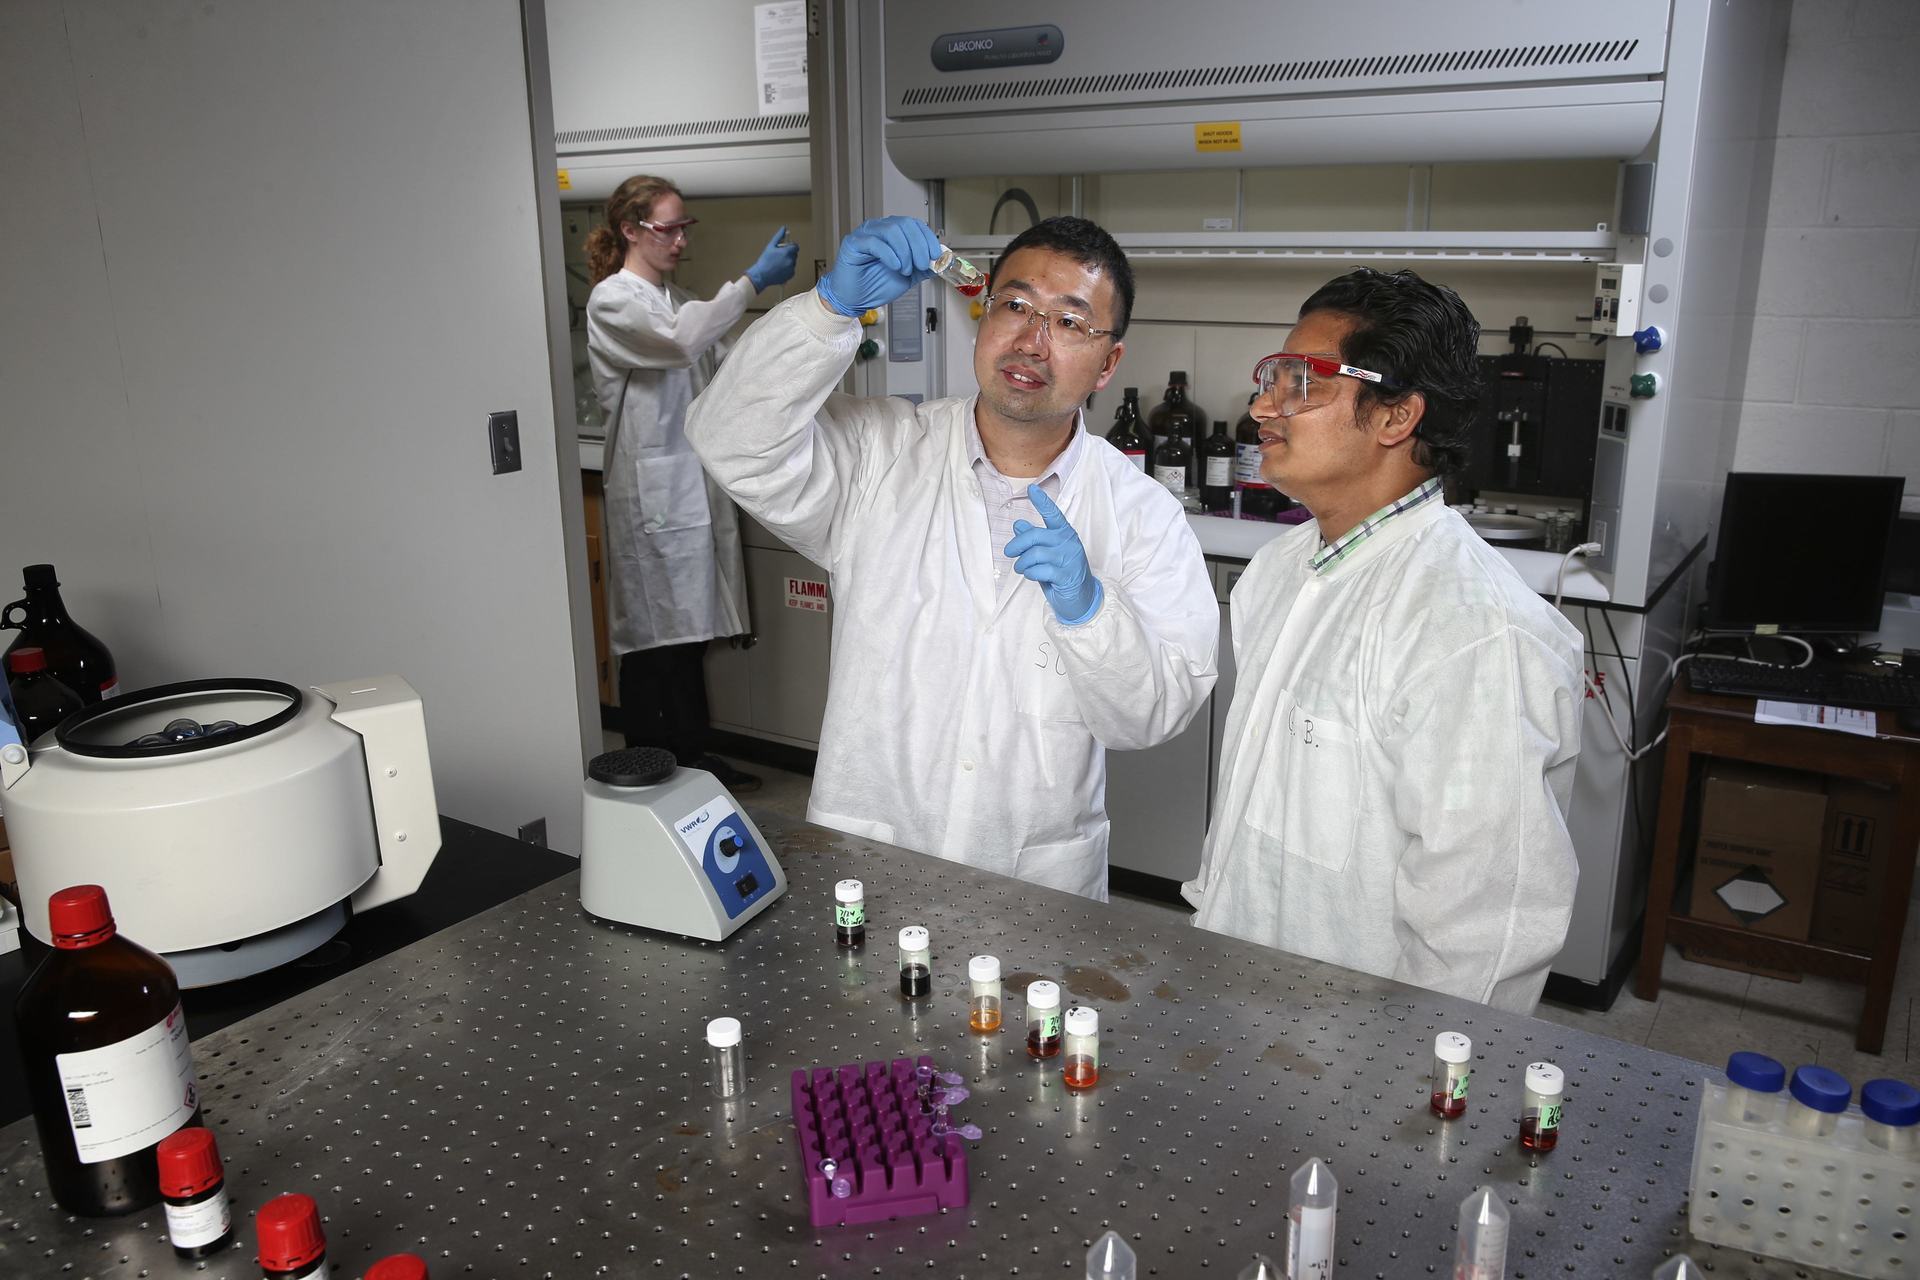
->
[1182, 267, 1585, 1015]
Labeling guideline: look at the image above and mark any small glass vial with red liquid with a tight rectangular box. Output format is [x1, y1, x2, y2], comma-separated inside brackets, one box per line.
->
[968, 954, 1002, 1032]
[1063, 1005, 1099, 1089]
[834, 878, 865, 948]
[157, 1126, 232, 1258]
[365, 1254, 430, 1280]
[1519, 1061, 1564, 1152]
[1025, 979, 1062, 1058]
[931, 246, 986, 297]
[1430, 1031, 1472, 1118]
[256, 1192, 329, 1279]
[898, 926, 931, 997]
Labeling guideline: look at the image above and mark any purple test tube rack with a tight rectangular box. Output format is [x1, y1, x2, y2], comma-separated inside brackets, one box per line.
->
[790, 1055, 971, 1229]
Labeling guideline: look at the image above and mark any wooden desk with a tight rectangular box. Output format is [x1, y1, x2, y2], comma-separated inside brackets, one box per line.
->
[1635, 682, 1920, 1053]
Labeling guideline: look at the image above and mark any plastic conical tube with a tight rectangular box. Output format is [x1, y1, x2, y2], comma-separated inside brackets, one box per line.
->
[1287, 1157, 1337, 1279]
[1237, 1255, 1284, 1280]
[1086, 1230, 1136, 1280]
[1651, 1257, 1708, 1280]
[1452, 1186, 1509, 1280]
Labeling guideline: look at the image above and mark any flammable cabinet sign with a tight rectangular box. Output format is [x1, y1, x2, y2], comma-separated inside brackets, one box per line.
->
[785, 576, 828, 613]
[1685, 760, 1826, 943]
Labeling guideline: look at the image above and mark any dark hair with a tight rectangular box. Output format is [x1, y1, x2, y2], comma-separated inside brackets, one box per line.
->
[987, 216, 1135, 338]
[1297, 267, 1484, 476]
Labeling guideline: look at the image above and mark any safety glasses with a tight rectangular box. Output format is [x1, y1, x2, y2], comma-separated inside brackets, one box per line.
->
[637, 217, 698, 242]
[1251, 352, 1399, 417]
[980, 292, 1119, 350]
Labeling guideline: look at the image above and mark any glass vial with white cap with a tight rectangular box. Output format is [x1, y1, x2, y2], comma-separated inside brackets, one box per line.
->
[898, 926, 931, 997]
[1719, 1051, 1786, 1126]
[1784, 1064, 1850, 1139]
[1519, 1062, 1564, 1152]
[1063, 1006, 1099, 1089]
[1430, 1032, 1472, 1118]
[1026, 980, 1062, 1058]
[1452, 1186, 1508, 1280]
[1286, 1156, 1336, 1280]
[968, 955, 1002, 1032]
[834, 878, 865, 948]
[1085, 1229, 1135, 1280]
[706, 1017, 744, 1099]
[1861, 1078, 1920, 1154]
[931, 246, 987, 297]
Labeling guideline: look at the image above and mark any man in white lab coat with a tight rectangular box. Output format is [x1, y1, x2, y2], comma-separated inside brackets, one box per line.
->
[1183, 268, 1584, 1013]
[685, 215, 1217, 900]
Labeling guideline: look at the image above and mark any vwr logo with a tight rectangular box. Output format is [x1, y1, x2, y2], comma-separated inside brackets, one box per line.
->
[678, 810, 711, 838]
[948, 38, 993, 51]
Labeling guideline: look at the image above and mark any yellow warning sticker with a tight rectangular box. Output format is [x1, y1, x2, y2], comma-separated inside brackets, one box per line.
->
[557, 169, 572, 190]
[1195, 122, 1243, 153]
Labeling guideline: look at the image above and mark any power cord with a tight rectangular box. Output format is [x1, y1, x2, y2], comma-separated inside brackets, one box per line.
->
[1553, 541, 1606, 610]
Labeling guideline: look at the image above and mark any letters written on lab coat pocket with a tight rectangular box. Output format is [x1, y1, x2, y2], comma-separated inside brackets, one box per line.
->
[634, 451, 714, 538]
[1243, 693, 1359, 874]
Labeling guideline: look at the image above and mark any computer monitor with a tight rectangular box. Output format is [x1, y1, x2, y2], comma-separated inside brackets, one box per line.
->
[1704, 473, 1906, 634]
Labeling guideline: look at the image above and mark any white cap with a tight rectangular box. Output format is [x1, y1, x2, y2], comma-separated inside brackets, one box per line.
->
[1065, 1006, 1098, 1036]
[835, 878, 863, 903]
[706, 1016, 741, 1048]
[898, 925, 928, 950]
[1026, 979, 1060, 1009]
[969, 954, 1000, 983]
[1526, 1061, 1564, 1096]
[1434, 1032, 1472, 1064]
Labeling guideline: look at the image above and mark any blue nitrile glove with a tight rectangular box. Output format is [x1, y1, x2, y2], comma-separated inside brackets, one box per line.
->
[816, 216, 942, 317]
[1006, 484, 1104, 625]
[745, 225, 799, 291]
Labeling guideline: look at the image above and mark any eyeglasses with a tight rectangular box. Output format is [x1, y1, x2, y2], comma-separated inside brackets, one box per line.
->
[1251, 352, 1400, 417]
[981, 293, 1118, 350]
[637, 217, 698, 243]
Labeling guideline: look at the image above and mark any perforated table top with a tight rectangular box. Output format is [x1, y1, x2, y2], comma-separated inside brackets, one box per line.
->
[0, 814, 1849, 1277]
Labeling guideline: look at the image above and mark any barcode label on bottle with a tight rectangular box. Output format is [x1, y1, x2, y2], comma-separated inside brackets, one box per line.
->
[54, 1002, 198, 1163]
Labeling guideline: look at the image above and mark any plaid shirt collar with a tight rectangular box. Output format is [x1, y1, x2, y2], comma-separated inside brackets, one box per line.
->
[1308, 476, 1445, 574]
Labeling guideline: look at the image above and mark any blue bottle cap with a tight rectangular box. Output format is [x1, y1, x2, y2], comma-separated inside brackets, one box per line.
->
[1724, 1052, 1786, 1094]
[1860, 1079, 1920, 1128]
[1788, 1065, 1851, 1114]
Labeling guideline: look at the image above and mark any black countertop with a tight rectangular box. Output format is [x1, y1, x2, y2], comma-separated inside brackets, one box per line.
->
[0, 816, 576, 1125]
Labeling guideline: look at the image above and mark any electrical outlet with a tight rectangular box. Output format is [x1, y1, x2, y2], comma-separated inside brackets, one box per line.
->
[489, 410, 521, 475]
[517, 817, 547, 848]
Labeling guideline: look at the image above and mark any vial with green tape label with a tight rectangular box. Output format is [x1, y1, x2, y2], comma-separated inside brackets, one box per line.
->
[1430, 1032, 1472, 1118]
[1025, 979, 1061, 1059]
[834, 879, 865, 948]
[1520, 1061, 1564, 1152]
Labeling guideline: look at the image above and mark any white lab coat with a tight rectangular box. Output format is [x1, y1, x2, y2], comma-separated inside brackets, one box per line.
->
[587, 269, 752, 652]
[684, 291, 1218, 900]
[1182, 500, 1584, 1012]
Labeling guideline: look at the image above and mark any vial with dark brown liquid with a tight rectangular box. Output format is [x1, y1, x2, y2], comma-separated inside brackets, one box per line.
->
[1430, 1031, 1471, 1120]
[1025, 979, 1062, 1058]
[1519, 1061, 1564, 1153]
[898, 926, 930, 998]
[834, 879, 865, 948]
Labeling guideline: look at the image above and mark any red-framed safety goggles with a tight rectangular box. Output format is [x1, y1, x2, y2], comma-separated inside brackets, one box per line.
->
[1251, 352, 1400, 417]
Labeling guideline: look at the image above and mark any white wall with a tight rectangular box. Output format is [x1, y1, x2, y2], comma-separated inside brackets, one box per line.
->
[0, 2, 596, 852]
[1731, 0, 1920, 500]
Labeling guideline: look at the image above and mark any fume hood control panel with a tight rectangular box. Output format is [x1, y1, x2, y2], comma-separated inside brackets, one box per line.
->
[1589, 263, 1644, 338]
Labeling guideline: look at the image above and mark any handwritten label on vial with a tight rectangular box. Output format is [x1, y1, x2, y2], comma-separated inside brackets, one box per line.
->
[1539, 1102, 1563, 1131]
[1451, 1071, 1472, 1101]
[835, 903, 865, 928]
[1040, 1012, 1061, 1039]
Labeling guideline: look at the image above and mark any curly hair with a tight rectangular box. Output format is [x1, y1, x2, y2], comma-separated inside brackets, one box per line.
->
[584, 174, 682, 285]
[1298, 268, 1484, 476]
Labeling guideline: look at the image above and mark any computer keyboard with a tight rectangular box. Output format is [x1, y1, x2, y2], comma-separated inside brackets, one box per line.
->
[1685, 656, 1920, 710]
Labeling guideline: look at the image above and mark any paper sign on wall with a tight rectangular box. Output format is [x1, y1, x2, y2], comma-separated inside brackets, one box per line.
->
[1195, 122, 1243, 153]
[556, 169, 571, 190]
[786, 576, 828, 612]
[754, 2, 808, 115]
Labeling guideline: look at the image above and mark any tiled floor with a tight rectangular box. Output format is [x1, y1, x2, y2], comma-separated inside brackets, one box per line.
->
[666, 734, 1920, 1076]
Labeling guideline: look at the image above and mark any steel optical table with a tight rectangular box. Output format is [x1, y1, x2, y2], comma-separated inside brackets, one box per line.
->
[0, 814, 1845, 1278]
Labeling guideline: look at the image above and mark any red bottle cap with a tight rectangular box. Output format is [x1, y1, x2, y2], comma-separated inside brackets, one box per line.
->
[365, 1254, 431, 1280]
[47, 884, 116, 949]
[255, 1193, 326, 1272]
[156, 1126, 223, 1198]
[8, 646, 47, 674]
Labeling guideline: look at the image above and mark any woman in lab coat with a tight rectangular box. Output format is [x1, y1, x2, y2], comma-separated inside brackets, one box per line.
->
[584, 175, 797, 788]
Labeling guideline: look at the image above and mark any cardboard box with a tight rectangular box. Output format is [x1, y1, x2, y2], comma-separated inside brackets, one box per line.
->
[1810, 780, 1908, 950]
[1686, 762, 1826, 951]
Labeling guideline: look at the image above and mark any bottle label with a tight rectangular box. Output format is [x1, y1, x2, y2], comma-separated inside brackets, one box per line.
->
[1286, 1203, 1335, 1280]
[1234, 442, 1269, 487]
[1204, 457, 1232, 487]
[1154, 465, 1185, 495]
[1037, 1012, 1061, 1039]
[1450, 1069, 1472, 1101]
[164, 1187, 232, 1248]
[1123, 448, 1148, 473]
[834, 902, 865, 928]
[54, 1002, 198, 1164]
[1537, 1101, 1563, 1131]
